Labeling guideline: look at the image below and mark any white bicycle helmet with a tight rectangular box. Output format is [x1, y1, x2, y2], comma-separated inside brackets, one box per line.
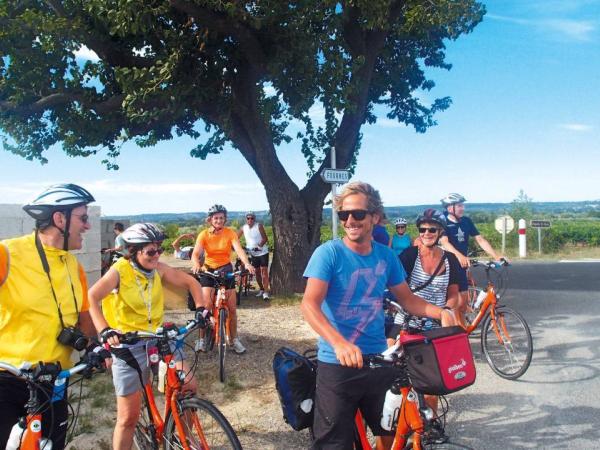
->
[121, 223, 166, 244]
[393, 218, 408, 226]
[440, 193, 466, 207]
[23, 183, 95, 223]
[23, 183, 95, 250]
[208, 204, 227, 217]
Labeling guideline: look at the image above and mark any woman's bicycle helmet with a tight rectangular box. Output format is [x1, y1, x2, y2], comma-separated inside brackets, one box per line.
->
[393, 218, 408, 226]
[440, 193, 466, 207]
[121, 223, 166, 244]
[416, 209, 447, 229]
[208, 204, 227, 217]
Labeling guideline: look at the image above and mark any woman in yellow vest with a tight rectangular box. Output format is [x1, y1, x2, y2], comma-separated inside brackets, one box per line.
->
[88, 223, 206, 450]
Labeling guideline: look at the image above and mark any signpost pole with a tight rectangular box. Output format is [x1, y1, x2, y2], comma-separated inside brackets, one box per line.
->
[330, 146, 338, 239]
[538, 228, 542, 254]
[502, 217, 507, 255]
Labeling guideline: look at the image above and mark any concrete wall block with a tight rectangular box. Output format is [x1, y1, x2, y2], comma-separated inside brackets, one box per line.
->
[76, 252, 101, 272]
[0, 218, 25, 240]
[86, 270, 101, 286]
[0, 205, 28, 218]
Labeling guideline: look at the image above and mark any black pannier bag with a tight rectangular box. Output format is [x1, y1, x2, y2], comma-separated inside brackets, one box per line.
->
[272, 347, 317, 431]
[401, 326, 476, 396]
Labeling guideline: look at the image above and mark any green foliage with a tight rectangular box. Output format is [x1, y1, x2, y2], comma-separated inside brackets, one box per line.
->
[0, 0, 485, 170]
[510, 189, 534, 221]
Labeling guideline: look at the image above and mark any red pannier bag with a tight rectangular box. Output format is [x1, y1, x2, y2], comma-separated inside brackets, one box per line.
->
[400, 326, 476, 396]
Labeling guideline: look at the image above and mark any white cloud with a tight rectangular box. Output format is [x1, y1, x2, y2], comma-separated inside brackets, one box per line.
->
[73, 45, 100, 62]
[559, 123, 593, 132]
[375, 118, 406, 129]
[487, 14, 596, 42]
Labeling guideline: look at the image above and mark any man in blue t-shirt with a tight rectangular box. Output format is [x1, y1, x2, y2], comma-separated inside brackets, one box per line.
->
[438, 193, 506, 312]
[301, 182, 457, 450]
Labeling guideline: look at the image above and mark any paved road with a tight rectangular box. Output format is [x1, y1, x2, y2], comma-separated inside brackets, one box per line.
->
[445, 261, 600, 449]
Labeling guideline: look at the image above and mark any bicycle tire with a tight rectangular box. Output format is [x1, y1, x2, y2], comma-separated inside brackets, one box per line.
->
[163, 396, 242, 450]
[481, 306, 533, 380]
[218, 308, 227, 383]
[204, 321, 216, 352]
[133, 403, 159, 450]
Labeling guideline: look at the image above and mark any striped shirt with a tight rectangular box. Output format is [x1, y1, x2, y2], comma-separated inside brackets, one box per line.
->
[395, 249, 450, 330]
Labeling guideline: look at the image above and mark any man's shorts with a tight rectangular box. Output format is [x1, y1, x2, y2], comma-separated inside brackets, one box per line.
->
[250, 253, 269, 268]
[197, 263, 235, 289]
[457, 266, 469, 292]
[312, 361, 398, 449]
[111, 340, 183, 396]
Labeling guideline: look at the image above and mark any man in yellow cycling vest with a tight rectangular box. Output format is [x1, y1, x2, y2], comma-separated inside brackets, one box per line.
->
[0, 183, 97, 450]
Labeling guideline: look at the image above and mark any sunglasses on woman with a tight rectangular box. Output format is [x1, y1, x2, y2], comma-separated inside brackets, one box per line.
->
[337, 209, 371, 221]
[143, 248, 164, 257]
[418, 227, 439, 234]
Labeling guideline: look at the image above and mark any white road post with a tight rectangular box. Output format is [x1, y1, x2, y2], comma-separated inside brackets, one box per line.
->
[330, 146, 338, 239]
[518, 219, 527, 258]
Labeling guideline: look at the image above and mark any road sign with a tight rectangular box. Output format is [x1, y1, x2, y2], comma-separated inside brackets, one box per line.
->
[530, 220, 551, 228]
[494, 215, 515, 234]
[320, 168, 351, 184]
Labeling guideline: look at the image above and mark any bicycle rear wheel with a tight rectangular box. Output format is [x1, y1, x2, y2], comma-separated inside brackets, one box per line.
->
[163, 396, 242, 450]
[218, 308, 228, 383]
[133, 403, 159, 450]
[481, 306, 533, 380]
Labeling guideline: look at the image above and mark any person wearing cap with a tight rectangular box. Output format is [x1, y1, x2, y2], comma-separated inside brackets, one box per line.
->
[0, 183, 97, 450]
[390, 217, 411, 256]
[237, 212, 270, 300]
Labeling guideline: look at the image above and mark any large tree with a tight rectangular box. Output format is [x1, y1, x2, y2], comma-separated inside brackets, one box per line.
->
[0, 0, 484, 293]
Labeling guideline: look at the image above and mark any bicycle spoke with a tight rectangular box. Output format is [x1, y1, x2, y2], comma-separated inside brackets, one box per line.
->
[164, 397, 241, 450]
[481, 307, 533, 380]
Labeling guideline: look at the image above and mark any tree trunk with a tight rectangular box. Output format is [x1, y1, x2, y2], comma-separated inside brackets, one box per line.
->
[267, 186, 324, 295]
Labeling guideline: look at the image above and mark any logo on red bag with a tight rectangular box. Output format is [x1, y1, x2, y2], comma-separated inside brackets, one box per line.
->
[448, 358, 467, 374]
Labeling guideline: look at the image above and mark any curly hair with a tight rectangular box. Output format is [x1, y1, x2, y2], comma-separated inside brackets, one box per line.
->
[334, 181, 384, 216]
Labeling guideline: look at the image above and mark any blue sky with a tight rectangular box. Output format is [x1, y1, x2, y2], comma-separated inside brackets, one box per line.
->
[1, 0, 599, 216]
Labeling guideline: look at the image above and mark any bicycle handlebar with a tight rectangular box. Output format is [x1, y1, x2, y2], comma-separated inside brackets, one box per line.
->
[470, 258, 509, 269]
[114, 319, 203, 346]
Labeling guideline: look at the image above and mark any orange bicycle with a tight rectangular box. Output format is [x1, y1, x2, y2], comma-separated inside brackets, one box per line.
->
[462, 259, 533, 380]
[111, 318, 242, 450]
[198, 270, 242, 383]
[352, 299, 470, 449]
[1, 350, 107, 450]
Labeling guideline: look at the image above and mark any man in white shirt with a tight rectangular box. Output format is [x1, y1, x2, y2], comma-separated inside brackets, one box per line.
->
[238, 212, 270, 300]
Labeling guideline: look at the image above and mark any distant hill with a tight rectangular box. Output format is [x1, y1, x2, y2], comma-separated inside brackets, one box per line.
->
[106, 200, 600, 225]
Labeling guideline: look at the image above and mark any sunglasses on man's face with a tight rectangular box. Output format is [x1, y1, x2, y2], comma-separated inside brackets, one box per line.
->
[337, 209, 371, 221]
[418, 227, 439, 234]
[71, 214, 90, 224]
[143, 248, 164, 257]
[396, 225, 406, 229]
[246, 216, 255, 220]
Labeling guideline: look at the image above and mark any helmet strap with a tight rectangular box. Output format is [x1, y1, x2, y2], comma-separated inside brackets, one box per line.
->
[62, 210, 72, 251]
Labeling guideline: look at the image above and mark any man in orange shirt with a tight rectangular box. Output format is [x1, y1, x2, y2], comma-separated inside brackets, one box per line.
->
[191, 204, 255, 353]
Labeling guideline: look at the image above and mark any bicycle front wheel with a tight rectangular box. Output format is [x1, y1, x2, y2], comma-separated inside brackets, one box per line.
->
[133, 403, 159, 450]
[164, 396, 242, 450]
[481, 306, 533, 380]
[218, 308, 228, 383]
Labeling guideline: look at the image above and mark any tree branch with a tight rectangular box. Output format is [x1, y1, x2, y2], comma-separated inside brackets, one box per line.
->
[0, 93, 125, 116]
[169, 0, 267, 73]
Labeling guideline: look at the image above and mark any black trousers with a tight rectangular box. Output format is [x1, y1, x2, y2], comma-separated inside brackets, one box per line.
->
[0, 372, 69, 450]
[312, 362, 397, 450]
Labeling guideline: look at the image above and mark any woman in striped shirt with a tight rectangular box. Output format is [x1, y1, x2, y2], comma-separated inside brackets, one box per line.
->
[387, 209, 461, 443]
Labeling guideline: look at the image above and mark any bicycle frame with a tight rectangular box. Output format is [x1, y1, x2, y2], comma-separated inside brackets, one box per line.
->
[461, 282, 498, 334]
[213, 284, 231, 347]
[0, 361, 97, 450]
[139, 352, 210, 450]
